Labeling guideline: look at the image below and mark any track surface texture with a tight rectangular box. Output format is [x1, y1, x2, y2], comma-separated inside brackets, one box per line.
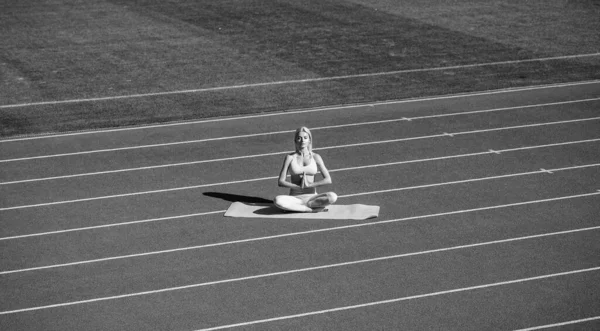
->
[1, 81, 600, 330]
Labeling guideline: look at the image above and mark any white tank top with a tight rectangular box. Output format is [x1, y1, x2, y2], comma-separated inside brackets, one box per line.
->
[289, 155, 318, 195]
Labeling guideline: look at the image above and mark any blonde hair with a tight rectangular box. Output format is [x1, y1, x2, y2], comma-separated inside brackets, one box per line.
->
[294, 126, 313, 154]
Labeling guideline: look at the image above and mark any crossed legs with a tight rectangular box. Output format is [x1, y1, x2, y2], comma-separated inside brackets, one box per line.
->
[274, 192, 338, 212]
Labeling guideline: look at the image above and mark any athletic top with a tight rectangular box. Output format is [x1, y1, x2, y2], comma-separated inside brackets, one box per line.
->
[289, 155, 318, 176]
[289, 154, 318, 196]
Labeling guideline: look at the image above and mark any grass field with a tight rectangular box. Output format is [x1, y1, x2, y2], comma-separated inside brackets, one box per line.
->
[1, 0, 599, 136]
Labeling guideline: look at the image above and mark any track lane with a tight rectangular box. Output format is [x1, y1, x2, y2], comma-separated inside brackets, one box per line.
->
[1, 232, 598, 330]
[1, 83, 599, 330]
[1, 166, 598, 308]
[221, 270, 600, 331]
[1, 113, 599, 207]
[2, 97, 599, 182]
[1, 132, 598, 236]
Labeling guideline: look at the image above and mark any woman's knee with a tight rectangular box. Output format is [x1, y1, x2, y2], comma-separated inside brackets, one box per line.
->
[326, 192, 338, 204]
[274, 195, 289, 208]
[274, 195, 302, 207]
[307, 192, 337, 208]
[274, 195, 311, 212]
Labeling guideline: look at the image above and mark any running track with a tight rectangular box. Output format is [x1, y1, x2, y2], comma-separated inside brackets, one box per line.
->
[1, 81, 599, 330]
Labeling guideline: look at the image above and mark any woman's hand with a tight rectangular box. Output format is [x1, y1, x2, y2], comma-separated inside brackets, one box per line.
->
[301, 172, 312, 189]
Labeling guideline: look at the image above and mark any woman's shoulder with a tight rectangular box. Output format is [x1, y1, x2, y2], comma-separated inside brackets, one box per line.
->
[312, 153, 324, 162]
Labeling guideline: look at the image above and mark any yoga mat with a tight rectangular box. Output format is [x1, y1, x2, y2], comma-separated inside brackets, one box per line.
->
[224, 202, 379, 220]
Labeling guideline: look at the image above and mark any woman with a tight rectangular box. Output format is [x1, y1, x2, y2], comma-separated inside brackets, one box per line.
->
[274, 127, 338, 212]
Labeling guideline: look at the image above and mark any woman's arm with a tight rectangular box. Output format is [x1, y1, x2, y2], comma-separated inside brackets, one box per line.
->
[278, 154, 302, 189]
[302, 153, 332, 188]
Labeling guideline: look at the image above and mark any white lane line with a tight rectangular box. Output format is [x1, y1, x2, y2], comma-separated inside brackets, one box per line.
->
[1, 228, 599, 315]
[0, 210, 226, 241]
[450, 117, 600, 135]
[2, 138, 598, 241]
[513, 316, 600, 331]
[340, 163, 600, 198]
[1, 97, 599, 163]
[196, 267, 600, 331]
[1, 190, 598, 274]
[1, 132, 599, 211]
[0, 176, 276, 211]
[2, 80, 599, 143]
[0, 129, 294, 163]
[2, 114, 599, 185]
[0, 128, 600, 211]
[2, 53, 598, 111]
[333, 135, 600, 176]
[409, 98, 600, 121]
[0, 150, 290, 185]
[318, 118, 600, 153]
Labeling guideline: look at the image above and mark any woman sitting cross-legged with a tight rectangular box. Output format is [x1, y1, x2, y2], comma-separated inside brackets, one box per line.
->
[274, 126, 337, 212]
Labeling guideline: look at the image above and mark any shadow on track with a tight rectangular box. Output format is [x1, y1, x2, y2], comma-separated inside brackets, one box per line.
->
[203, 192, 273, 204]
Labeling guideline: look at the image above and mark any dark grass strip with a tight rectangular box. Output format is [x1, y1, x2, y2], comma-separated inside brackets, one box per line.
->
[110, 0, 536, 75]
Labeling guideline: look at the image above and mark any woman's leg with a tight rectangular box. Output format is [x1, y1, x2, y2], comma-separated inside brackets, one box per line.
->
[306, 192, 337, 209]
[274, 195, 312, 212]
